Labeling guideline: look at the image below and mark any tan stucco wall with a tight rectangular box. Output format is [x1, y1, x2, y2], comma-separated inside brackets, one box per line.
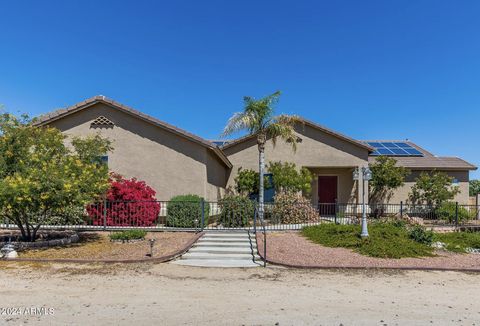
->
[223, 124, 370, 192]
[387, 170, 470, 204]
[48, 103, 228, 201]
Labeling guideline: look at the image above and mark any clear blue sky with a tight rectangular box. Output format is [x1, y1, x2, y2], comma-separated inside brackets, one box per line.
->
[1, 1, 479, 177]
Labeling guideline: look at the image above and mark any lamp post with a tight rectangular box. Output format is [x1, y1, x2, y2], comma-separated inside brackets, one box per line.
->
[353, 167, 372, 238]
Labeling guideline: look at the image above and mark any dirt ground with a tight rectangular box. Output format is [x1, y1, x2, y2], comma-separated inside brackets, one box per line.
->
[0, 262, 479, 325]
[17, 232, 196, 261]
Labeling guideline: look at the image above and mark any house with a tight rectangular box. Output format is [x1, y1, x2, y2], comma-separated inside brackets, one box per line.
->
[36, 96, 477, 204]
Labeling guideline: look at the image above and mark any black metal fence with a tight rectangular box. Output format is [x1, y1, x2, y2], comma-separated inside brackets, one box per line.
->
[2, 201, 480, 232]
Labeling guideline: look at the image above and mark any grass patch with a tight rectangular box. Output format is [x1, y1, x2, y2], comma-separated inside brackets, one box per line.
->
[109, 230, 147, 241]
[434, 232, 480, 253]
[302, 222, 435, 259]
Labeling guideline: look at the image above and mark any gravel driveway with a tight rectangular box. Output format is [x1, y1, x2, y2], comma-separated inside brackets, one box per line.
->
[0, 262, 479, 325]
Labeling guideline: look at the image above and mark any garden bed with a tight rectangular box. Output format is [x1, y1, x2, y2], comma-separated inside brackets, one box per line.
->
[0, 230, 80, 250]
[16, 231, 199, 262]
[256, 231, 480, 271]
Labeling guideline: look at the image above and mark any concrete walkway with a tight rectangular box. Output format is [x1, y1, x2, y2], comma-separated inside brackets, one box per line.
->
[171, 231, 262, 267]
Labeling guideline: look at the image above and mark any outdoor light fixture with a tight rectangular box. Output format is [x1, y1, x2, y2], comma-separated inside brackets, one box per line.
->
[148, 238, 156, 257]
[354, 167, 372, 238]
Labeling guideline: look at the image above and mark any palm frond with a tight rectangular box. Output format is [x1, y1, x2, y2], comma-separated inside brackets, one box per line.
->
[265, 114, 302, 151]
[221, 111, 258, 137]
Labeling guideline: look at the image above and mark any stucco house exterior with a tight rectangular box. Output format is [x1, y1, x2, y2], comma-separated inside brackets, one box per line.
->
[36, 96, 477, 204]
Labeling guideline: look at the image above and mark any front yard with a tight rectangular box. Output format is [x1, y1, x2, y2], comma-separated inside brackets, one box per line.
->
[257, 223, 480, 270]
[17, 231, 198, 262]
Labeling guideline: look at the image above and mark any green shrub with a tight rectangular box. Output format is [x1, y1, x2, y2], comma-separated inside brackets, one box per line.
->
[436, 202, 474, 223]
[166, 194, 209, 228]
[408, 225, 434, 245]
[270, 192, 319, 224]
[302, 222, 434, 259]
[391, 219, 407, 228]
[434, 231, 480, 253]
[218, 195, 255, 227]
[109, 230, 147, 241]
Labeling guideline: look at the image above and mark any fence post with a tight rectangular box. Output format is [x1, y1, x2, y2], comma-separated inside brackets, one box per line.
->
[103, 199, 107, 230]
[334, 202, 338, 224]
[201, 199, 205, 231]
[253, 206, 257, 234]
[400, 201, 403, 218]
[455, 202, 459, 227]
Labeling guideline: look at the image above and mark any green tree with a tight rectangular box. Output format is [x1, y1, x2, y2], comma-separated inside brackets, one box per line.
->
[469, 180, 480, 197]
[408, 171, 460, 207]
[0, 113, 112, 241]
[369, 156, 409, 203]
[267, 161, 313, 195]
[234, 167, 271, 196]
[222, 91, 301, 216]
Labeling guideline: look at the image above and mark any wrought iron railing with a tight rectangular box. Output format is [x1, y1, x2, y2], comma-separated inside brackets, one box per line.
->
[2, 201, 479, 231]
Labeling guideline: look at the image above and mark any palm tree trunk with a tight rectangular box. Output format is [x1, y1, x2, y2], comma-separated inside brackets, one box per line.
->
[258, 134, 266, 219]
[259, 148, 265, 219]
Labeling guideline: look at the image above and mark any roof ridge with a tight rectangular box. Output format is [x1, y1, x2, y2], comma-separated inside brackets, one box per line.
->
[34, 96, 232, 168]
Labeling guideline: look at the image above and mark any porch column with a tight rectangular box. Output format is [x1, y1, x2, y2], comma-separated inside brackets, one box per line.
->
[356, 166, 363, 204]
[477, 194, 480, 220]
[355, 165, 370, 204]
[311, 173, 318, 205]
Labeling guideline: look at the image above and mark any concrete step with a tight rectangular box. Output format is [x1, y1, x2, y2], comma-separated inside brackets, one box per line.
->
[196, 241, 254, 247]
[172, 259, 261, 268]
[199, 237, 250, 242]
[189, 246, 253, 254]
[203, 232, 249, 236]
[182, 252, 254, 260]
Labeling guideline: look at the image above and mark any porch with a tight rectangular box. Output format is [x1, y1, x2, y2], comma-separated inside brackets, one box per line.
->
[307, 167, 369, 205]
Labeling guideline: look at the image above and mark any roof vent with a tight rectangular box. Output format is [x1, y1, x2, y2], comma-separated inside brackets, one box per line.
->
[91, 116, 114, 128]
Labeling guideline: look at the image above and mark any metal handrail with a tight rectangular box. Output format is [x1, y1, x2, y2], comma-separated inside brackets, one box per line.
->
[253, 204, 267, 268]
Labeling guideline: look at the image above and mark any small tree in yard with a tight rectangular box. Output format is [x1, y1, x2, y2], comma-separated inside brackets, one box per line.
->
[86, 174, 161, 227]
[234, 167, 271, 197]
[267, 161, 313, 195]
[0, 113, 111, 241]
[234, 168, 260, 196]
[369, 156, 409, 203]
[408, 171, 460, 207]
[469, 180, 480, 197]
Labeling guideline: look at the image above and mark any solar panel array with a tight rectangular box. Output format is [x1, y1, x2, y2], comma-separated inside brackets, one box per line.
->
[366, 142, 424, 157]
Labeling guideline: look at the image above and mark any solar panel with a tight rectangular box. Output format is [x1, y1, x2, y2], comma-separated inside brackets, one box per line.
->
[367, 142, 424, 157]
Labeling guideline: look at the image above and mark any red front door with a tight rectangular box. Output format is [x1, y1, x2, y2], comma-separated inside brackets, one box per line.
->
[318, 176, 338, 215]
[318, 176, 338, 204]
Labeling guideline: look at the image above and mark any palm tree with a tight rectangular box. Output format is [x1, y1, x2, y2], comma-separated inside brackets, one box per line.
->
[222, 91, 301, 218]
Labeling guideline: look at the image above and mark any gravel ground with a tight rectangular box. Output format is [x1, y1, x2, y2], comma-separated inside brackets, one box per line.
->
[0, 262, 479, 325]
[257, 232, 480, 270]
[17, 232, 197, 261]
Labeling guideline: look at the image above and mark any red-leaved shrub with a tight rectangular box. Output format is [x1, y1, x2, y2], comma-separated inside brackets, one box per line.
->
[87, 174, 161, 226]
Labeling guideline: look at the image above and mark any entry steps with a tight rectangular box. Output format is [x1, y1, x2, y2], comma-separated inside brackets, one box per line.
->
[171, 231, 262, 268]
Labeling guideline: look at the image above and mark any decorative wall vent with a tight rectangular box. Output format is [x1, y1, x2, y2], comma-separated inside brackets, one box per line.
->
[91, 116, 114, 128]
